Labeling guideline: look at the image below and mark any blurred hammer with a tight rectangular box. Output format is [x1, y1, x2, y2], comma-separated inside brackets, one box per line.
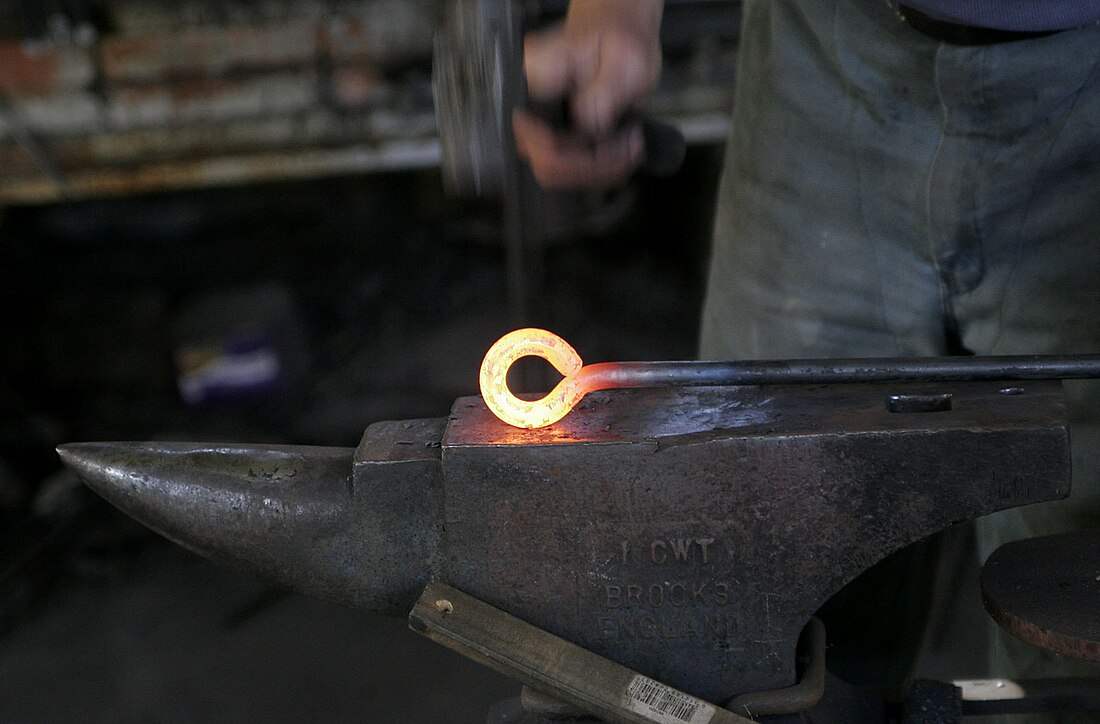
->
[432, 0, 686, 198]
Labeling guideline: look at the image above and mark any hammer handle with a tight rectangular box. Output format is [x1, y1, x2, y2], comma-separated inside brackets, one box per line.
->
[638, 117, 687, 176]
[528, 99, 686, 178]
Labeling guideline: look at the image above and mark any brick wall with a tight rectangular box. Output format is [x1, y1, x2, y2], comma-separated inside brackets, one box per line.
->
[0, 0, 439, 197]
[0, 0, 735, 203]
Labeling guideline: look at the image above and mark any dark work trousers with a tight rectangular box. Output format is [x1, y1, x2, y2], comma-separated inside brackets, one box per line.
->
[699, 0, 1100, 712]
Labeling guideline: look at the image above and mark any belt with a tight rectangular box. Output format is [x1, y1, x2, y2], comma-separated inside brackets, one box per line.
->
[896, 5, 1061, 45]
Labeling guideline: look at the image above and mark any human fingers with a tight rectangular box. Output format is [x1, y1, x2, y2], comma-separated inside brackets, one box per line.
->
[524, 28, 594, 103]
[513, 109, 643, 189]
[571, 29, 661, 138]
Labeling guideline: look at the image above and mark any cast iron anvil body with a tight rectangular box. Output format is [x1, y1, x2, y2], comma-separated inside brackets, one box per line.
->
[60, 381, 1070, 706]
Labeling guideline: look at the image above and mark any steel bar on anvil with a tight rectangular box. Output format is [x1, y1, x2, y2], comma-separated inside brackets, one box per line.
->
[58, 381, 1071, 706]
[577, 354, 1100, 390]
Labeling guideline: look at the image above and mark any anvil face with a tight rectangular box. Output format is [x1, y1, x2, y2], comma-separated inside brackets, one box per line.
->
[435, 382, 1068, 701]
[61, 381, 1069, 706]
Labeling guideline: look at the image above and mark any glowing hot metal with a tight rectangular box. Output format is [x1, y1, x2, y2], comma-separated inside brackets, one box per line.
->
[479, 328, 1100, 429]
[478, 328, 589, 429]
[479, 328, 726, 429]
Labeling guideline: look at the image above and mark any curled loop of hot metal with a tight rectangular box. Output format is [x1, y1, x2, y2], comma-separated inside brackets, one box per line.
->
[479, 328, 593, 429]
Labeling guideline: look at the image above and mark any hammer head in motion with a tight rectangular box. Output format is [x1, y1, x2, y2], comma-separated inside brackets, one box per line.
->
[432, 0, 522, 197]
[431, 0, 687, 198]
[59, 381, 1069, 703]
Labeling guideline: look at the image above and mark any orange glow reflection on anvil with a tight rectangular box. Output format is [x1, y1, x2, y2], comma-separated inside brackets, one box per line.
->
[479, 328, 596, 429]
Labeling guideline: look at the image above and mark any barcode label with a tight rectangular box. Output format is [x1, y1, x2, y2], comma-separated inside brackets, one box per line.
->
[624, 675, 715, 724]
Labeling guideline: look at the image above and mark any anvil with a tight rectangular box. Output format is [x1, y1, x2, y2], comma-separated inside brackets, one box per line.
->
[58, 380, 1069, 712]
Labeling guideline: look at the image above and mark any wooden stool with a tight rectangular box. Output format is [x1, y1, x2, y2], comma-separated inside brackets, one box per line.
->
[982, 530, 1100, 662]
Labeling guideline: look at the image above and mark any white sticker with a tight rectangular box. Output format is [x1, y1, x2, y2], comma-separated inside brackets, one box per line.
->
[624, 675, 715, 724]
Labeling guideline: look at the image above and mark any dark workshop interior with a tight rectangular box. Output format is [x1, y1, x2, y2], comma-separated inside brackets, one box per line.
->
[0, 1, 737, 721]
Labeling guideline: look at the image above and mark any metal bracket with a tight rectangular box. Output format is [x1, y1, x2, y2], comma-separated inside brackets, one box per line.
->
[725, 617, 826, 717]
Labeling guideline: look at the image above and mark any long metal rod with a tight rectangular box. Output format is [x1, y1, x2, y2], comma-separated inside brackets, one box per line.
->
[578, 354, 1100, 389]
[480, 330, 1100, 428]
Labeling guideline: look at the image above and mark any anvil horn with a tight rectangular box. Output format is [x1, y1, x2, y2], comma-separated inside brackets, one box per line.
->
[58, 420, 445, 614]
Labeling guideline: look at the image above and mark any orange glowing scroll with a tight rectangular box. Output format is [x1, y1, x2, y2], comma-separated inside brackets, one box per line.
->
[479, 328, 596, 429]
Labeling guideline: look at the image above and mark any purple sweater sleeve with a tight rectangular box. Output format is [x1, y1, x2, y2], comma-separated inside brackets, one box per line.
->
[901, 0, 1100, 31]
